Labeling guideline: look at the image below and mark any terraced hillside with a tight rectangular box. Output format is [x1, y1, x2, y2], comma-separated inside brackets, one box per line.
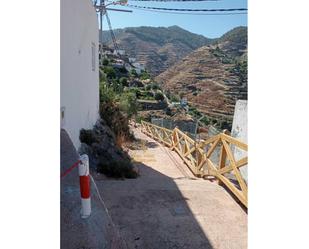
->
[102, 26, 212, 76]
[155, 45, 247, 121]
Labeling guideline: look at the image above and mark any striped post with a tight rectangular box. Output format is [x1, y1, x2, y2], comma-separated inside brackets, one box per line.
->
[79, 154, 91, 218]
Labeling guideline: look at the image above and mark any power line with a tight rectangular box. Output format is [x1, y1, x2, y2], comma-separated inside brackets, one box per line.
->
[125, 4, 247, 12]
[123, 5, 247, 15]
[128, 0, 219, 1]
[105, 11, 120, 52]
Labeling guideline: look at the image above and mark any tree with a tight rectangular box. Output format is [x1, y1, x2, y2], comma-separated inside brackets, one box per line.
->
[102, 58, 109, 66]
[151, 82, 160, 90]
[103, 66, 116, 79]
[119, 77, 128, 87]
[120, 92, 139, 118]
[140, 70, 150, 80]
[130, 69, 138, 77]
[154, 92, 164, 101]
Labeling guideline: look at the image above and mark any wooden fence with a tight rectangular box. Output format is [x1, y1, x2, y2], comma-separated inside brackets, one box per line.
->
[141, 121, 248, 208]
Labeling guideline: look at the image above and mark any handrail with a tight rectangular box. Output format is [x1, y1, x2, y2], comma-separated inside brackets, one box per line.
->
[141, 121, 248, 208]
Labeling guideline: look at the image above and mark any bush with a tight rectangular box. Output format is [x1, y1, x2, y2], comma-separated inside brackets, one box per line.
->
[130, 69, 138, 77]
[140, 70, 151, 80]
[135, 115, 144, 124]
[170, 94, 180, 102]
[103, 66, 116, 79]
[111, 79, 123, 94]
[100, 102, 130, 139]
[79, 129, 97, 145]
[200, 116, 210, 126]
[154, 92, 164, 101]
[99, 82, 116, 104]
[119, 92, 139, 118]
[151, 83, 160, 90]
[165, 107, 172, 116]
[119, 77, 128, 87]
[145, 84, 152, 91]
[102, 58, 109, 66]
[97, 159, 138, 179]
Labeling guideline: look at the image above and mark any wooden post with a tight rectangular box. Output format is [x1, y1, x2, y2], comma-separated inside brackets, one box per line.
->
[218, 129, 230, 185]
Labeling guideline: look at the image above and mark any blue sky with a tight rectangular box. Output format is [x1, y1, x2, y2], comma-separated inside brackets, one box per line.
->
[102, 0, 247, 38]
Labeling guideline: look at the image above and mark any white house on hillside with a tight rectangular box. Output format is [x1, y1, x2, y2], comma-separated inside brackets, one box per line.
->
[61, 0, 99, 149]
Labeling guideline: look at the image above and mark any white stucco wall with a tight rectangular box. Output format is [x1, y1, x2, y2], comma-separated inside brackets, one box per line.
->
[231, 100, 248, 183]
[61, 0, 99, 149]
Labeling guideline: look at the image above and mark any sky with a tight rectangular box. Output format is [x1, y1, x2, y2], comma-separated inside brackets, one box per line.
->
[102, 0, 247, 38]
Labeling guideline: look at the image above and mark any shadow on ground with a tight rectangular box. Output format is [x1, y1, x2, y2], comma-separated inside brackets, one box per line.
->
[95, 161, 214, 249]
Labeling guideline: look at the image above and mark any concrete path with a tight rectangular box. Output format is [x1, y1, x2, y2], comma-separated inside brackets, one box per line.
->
[61, 129, 127, 249]
[94, 128, 247, 249]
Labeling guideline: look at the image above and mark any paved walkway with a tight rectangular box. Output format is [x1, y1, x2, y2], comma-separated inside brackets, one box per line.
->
[94, 127, 247, 249]
[60, 129, 126, 249]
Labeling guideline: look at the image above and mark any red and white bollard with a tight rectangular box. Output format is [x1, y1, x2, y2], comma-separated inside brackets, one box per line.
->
[79, 154, 91, 218]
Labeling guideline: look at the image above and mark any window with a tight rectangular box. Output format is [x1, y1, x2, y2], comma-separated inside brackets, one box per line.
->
[61, 106, 65, 128]
[91, 42, 96, 71]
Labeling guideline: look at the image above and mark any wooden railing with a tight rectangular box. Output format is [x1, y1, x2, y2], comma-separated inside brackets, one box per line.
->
[141, 121, 248, 208]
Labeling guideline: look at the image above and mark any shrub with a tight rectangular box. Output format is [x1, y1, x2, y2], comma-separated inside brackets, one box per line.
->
[79, 129, 97, 145]
[119, 77, 128, 87]
[170, 94, 180, 102]
[140, 70, 151, 80]
[130, 69, 138, 77]
[97, 159, 138, 179]
[119, 67, 128, 74]
[154, 92, 164, 101]
[165, 107, 172, 116]
[102, 58, 109, 66]
[103, 66, 116, 79]
[119, 92, 139, 118]
[111, 79, 123, 94]
[200, 116, 210, 126]
[151, 83, 160, 90]
[135, 115, 144, 124]
[99, 83, 115, 104]
[100, 102, 130, 139]
[145, 84, 152, 91]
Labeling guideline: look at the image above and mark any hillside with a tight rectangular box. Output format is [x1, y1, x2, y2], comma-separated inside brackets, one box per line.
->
[102, 26, 212, 76]
[213, 26, 248, 58]
[155, 27, 247, 122]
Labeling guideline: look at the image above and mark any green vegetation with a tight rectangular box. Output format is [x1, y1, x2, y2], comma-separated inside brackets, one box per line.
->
[120, 92, 139, 118]
[233, 60, 247, 84]
[154, 92, 164, 101]
[140, 70, 151, 80]
[79, 129, 98, 145]
[103, 66, 116, 79]
[102, 58, 109, 66]
[170, 94, 180, 102]
[145, 84, 152, 91]
[130, 69, 138, 77]
[119, 77, 128, 87]
[211, 47, 233, 64]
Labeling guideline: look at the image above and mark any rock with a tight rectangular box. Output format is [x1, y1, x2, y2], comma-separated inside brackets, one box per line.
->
[78, 143, 92, 156]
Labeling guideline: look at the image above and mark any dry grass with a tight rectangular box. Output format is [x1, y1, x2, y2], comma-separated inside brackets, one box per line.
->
[116, 132, 126, 148]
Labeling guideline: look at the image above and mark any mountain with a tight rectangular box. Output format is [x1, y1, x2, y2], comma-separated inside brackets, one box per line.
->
[155, 27, 248, 122]
[213, 26, 247, 58]
[102, 26, 212, 75]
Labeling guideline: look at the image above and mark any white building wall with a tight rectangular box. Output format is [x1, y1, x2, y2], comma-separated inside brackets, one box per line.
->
[61, 0, 99, 149]
[231, 100, 248, 183]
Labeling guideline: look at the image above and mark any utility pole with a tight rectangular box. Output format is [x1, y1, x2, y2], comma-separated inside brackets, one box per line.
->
[99, 0, 104, 67]
[93, 0, 132, 66]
